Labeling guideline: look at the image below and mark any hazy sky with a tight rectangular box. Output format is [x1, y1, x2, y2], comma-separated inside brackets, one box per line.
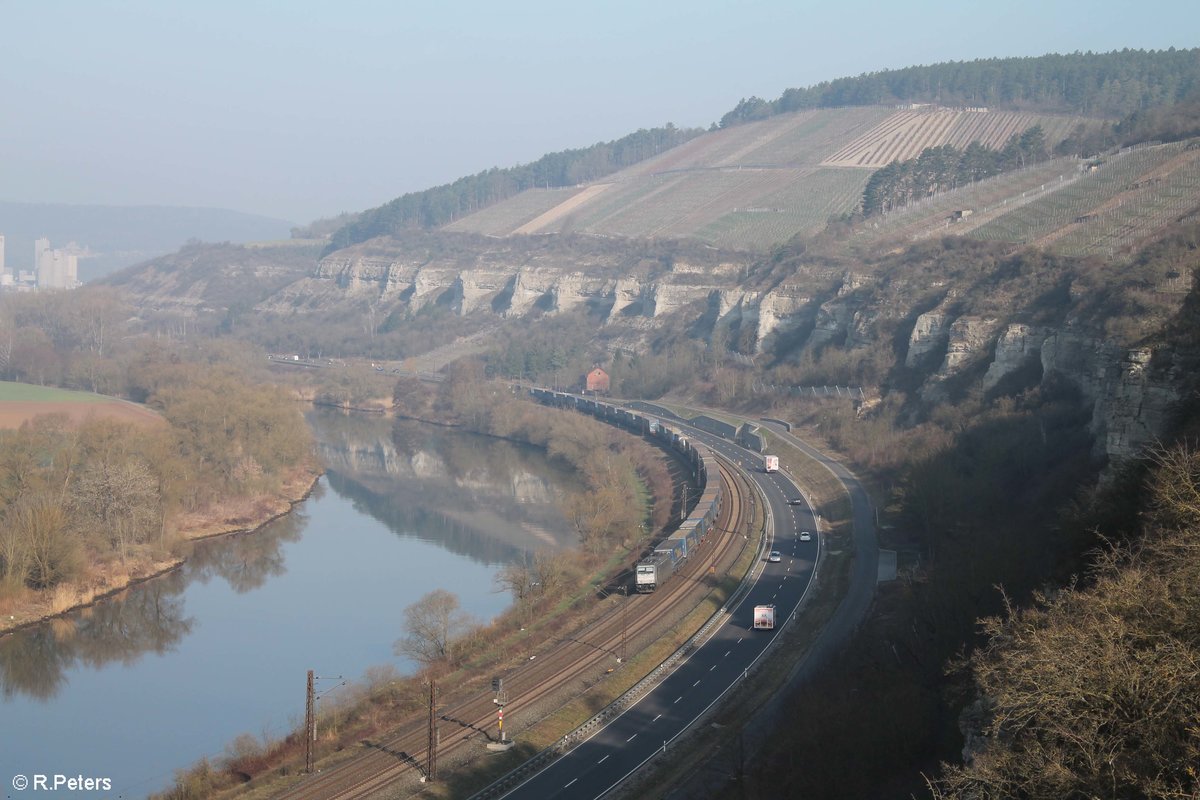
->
[3, 0, 1196, 224]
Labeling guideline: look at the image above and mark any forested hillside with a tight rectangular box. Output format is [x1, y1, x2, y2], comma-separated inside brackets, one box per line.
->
[720, 48, 1200, 126]
[325, 124, 702, 252]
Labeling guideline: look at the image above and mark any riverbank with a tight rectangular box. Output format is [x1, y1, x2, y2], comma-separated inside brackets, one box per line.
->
[0, 465, 323, 638]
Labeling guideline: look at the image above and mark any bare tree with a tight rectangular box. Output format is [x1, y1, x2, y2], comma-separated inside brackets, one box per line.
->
[11, 494, 78, 589]
[394, 589, 476, 668]
[495, 555, 536, 603]
[71, 458, 162, 560]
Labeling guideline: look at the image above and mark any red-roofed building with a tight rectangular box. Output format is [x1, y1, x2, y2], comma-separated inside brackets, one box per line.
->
[584, 366, 610, 394]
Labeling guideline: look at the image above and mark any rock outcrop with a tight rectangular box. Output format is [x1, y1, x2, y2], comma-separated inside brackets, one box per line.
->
[906, 311, 950, 367]
[1098, 347, 1181, 461]
[982, 324, 1048, 392]
[254, 235, 1194, 472]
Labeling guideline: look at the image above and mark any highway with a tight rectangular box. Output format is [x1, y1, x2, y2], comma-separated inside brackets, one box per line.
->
[497, 426, 820, 800]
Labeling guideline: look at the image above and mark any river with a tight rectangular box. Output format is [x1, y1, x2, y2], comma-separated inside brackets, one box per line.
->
[0, 409, 579, 798]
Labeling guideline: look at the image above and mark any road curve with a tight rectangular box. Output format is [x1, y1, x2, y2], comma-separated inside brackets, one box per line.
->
[668, 420, 880, 797]
[495, 427, 821, 800]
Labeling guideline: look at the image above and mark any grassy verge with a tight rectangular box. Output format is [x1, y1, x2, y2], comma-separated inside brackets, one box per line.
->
[0, 380, 110, 402]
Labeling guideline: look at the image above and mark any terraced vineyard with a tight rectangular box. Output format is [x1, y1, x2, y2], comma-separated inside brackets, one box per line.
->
[1050, 155, 1200, 256]
[442, 187, 584, 236]
[607, 107, 893, 179]
[968, 140, 1200, 255]
[575, 169, 800, 239]
[443, 105, 1104, 250]
[697, 168, 874, 250]
[823, 109, 1089, 168]
[850, 158, 1081, 247]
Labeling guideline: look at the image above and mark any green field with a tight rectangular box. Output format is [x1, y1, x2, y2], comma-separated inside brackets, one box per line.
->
[0, 381, 108, 403]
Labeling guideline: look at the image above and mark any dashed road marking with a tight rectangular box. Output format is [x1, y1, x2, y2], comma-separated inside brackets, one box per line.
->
[674, 696, 683, 704]
[598, 755, 610, 764]
[627, 733, 638, 742]
[566, 778, 578, 788]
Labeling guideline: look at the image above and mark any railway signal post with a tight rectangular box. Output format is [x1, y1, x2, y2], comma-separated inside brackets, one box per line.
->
[487, 677, 514, 751]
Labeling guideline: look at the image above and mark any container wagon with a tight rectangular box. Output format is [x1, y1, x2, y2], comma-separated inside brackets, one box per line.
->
[653, 537, 687, 566]
[529, 387, 723, 594]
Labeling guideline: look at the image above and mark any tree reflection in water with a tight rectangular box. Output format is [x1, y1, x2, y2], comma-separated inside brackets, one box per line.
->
[0, 506, 306, 700]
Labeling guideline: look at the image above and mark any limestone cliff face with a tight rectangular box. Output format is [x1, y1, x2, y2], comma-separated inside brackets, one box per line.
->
[455, 268, 518, 315]
[261, 239, 1192, 470]
[549, 273, 615, 314]
[300, 253, 728, 323]
[646, 281, 717, 317]
[608, 277, 643, 320]
[982, 324, 1049, 392]
[755, 286, 812, 349]
[1100, 348, 1181, 460]
[906, 312, 950, 367]
[506, 267, 560, 317]
[943, 316, 1001, 374]
[1041, 331, 1118, 407]
[404, 266, 456, 311]
[915, 316, 1000, 401]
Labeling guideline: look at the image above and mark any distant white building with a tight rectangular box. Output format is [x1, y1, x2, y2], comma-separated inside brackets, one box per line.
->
[34, 237, 79, 289]
[34, 237, 49, 273]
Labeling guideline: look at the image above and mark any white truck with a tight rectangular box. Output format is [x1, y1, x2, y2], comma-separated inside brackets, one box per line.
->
[763, 455, 779, 473]
[753, 604, 776, 630]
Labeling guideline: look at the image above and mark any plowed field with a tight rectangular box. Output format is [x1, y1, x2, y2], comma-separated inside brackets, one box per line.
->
[0, 382, 162, 429]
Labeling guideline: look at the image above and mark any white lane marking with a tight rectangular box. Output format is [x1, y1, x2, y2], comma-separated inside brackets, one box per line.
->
[737, 637, 743, 644]
[566, 778, 578, 788]
[710, 664, 716, 671]
[627, 733, 638, 742]
[674, 696, 683, 704]
[693, 679, 701, 687]
[724, 650, 731, 657]
[598, 755, 610, 764]
[653, 714, 662, 722]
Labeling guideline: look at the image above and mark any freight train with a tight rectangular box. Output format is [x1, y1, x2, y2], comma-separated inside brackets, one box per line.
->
[529, 388, 722, 593]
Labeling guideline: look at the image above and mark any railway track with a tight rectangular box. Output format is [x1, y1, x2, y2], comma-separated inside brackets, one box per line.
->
[274, 456, 750, 800]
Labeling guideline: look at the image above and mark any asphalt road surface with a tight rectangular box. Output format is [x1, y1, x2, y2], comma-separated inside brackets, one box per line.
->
[499, 427, 819, 800]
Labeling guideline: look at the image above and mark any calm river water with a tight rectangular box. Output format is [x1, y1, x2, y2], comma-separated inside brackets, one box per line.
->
[0, 409, 578, 798]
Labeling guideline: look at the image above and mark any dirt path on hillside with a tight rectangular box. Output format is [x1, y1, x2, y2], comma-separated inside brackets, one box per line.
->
[512, 183, 613, 234]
